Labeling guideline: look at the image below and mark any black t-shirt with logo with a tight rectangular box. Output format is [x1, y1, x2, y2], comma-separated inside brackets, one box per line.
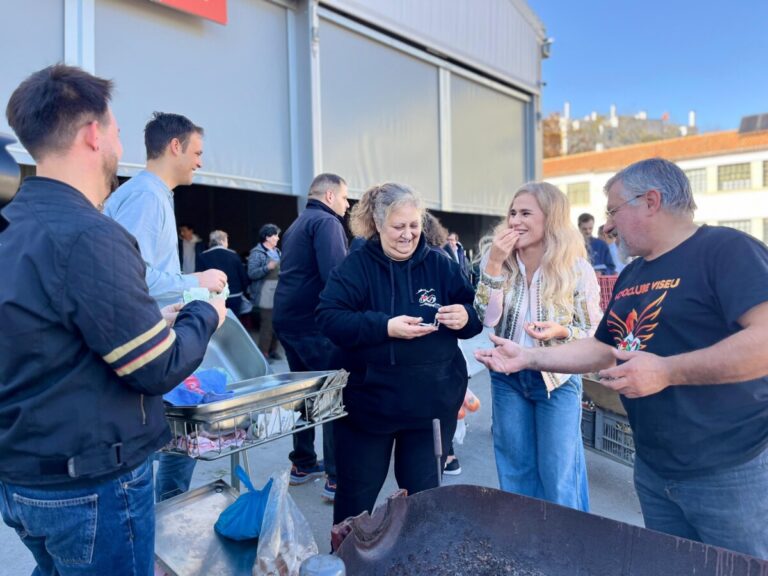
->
[594, 225, 768, 479]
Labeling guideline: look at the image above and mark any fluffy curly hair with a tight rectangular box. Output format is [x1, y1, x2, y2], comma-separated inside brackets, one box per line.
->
[349, 182, 423, 239]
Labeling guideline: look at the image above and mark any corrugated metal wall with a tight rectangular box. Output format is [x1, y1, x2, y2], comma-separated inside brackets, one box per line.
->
[320, 20, 441, 205]
[320, 0, 544, 92]
[95, 0, 293, 194]
[0, 0, 543, 216]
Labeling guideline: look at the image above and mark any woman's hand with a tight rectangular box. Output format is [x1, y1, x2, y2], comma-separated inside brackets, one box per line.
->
[436, 304, 468, 331]
[485, 228, 519, 276]
[524, 321, 569, 342]
[387, 315, 438, 339]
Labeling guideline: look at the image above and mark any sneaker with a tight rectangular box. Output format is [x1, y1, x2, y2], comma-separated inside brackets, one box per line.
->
[321, 478, 336, 502]
[290, 461, 325, 485]
[443, 457, 462, 476]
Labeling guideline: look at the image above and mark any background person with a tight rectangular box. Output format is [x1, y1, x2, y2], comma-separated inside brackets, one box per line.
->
[196, 229, 250, 316]
[474, 182, 601, 511]
[178, 223, 203, 274]
[475, 158, 768, 559]
[316, 183, 482, 526]
[444, 231, 471, 281]
[598, 223, 627, 274]
[273, 173, 350, 501]
[578, 212, 616, 276]
[0, 64, 225, 576]
[248, 223, 282, 359]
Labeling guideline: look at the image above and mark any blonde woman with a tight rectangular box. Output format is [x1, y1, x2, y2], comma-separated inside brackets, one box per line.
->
[474, 182, 601, 511]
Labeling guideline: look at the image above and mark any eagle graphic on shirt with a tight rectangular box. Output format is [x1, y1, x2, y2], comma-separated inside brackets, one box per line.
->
[606, 292, 667, 351]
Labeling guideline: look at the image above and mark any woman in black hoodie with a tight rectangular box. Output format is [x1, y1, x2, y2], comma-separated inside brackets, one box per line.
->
[317, 183, 482, 525]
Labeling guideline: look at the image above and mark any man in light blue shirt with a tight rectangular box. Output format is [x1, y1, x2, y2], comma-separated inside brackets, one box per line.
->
[105, 113, 225, 308]
[105, 112, 227, 500]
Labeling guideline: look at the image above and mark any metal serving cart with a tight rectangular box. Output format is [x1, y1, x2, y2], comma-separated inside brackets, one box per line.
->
[154, 313, 347, 576]
[162, 370, 347, 480]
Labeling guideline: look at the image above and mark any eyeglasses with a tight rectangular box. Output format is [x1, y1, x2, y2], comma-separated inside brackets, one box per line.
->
[605, 193, 647, 220]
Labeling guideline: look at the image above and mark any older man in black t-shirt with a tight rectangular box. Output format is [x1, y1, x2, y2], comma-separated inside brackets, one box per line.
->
[475, 158, 768, 560]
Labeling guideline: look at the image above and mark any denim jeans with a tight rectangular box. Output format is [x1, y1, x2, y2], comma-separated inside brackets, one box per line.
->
[634, 448, 768, 559]
[0, 457, 155, 576]
[275, 329, 342, 481]
[154, 452, 197, 502]
[491, 370, 589, 511]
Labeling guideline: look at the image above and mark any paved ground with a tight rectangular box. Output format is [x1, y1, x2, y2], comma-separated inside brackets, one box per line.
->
[0, 330, 642, 575]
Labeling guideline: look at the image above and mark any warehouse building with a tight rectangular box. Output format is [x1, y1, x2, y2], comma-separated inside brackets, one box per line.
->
[1, 0, 547, 254]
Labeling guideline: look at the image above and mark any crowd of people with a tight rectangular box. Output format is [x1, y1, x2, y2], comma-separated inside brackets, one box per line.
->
[0, 64, 766, 576]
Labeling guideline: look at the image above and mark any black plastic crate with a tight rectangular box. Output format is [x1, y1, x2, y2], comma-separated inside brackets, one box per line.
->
[595, 408, 635, 466]
[580, 403, 596, 448]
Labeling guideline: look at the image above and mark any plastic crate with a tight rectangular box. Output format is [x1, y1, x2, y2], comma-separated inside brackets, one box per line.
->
[598, 274, 619, 311]
[580, 403, 596, 448]
[594, 408, 635, 465]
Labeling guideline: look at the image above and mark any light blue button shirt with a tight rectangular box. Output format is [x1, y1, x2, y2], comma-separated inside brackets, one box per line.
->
[104, 170, 198, 307]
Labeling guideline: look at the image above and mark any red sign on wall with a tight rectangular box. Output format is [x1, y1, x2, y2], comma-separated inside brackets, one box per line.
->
[150, 0, 227, 25]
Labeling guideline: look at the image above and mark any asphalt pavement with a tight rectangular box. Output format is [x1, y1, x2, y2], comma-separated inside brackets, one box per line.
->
[0, 330, 642, 575]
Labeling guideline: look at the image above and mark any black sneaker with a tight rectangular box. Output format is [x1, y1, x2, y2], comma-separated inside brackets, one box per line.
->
[321, 478, 336, 502]
[289, 461, 325, 485]
[443, 457, 462, 476]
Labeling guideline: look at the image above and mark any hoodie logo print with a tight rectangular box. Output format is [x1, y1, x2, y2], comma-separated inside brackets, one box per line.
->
[417, 288, 439, 309]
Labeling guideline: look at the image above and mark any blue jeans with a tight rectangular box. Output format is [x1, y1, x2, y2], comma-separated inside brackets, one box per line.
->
[634, 448, 768, 559]
[491, 370, 589, 511]
[155, 452, 197, 502]
[0, 457, 155, 576]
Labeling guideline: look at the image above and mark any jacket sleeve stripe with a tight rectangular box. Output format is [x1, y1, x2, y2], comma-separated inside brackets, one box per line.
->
[114, 330, 177, 377]
[103, 320, 166, 364]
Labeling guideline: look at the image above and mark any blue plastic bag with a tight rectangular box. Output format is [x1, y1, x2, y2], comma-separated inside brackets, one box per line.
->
[163, 367, 234, 406]
[214, 466, 272, 541]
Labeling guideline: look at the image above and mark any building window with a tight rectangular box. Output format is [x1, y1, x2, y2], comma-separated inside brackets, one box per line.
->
[719, 219, 752, 234]
[717, 163, 751, 190]
[763, 161, 768, 187]
[566, 181, 590, 205]
[685, 168, 707, 194]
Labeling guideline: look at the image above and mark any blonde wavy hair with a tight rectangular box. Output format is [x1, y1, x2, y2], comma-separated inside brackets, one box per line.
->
[349, 182, 423, 239]
[479, 181, 586, 313]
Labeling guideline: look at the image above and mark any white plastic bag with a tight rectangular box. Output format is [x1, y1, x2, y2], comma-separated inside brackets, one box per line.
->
[248, 407, 301, 440]
[453, 418, 467, 445]
[254, 467, 318, 576]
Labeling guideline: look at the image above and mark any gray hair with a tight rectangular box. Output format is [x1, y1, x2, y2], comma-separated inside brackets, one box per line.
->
[209, 229, 228, 247]
[604, 157, 697, 216]
[309, 173, 346, 197]
[349, 182, 424, 239]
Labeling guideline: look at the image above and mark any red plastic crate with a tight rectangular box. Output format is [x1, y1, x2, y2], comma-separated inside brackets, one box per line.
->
[598, 274, 618, 311]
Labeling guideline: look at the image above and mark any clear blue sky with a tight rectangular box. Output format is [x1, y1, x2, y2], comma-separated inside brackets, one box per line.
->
[526, 0, 768, 133]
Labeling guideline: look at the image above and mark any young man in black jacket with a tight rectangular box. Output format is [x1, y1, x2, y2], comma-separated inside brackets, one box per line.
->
[273, 173, 349, 501]
[0, 64, 225, 575]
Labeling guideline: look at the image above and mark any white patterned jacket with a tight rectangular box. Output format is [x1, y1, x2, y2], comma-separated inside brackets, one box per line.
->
[474, 255, 602, 392]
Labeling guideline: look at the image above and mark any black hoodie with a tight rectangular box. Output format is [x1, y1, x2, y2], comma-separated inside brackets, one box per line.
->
[317, 234, 482, 432]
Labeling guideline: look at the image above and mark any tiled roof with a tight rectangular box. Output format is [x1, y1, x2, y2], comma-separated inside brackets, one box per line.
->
[543, 130, 768, 178]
